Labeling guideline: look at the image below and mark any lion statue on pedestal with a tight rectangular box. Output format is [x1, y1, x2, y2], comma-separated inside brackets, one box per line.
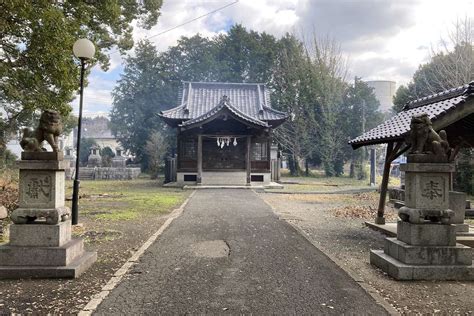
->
[407, 113, 451, 162]
[20, 110, 63, 152]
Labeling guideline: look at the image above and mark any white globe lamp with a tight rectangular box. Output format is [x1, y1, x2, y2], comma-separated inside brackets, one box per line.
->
[73, 38, 95, 60]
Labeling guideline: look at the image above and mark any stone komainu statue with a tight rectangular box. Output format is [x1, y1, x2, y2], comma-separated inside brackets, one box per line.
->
[407, 113, 451, 161]
[20, 110, 63, 152]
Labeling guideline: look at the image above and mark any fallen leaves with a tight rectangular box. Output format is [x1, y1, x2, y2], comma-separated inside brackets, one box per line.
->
[331, 205, 398, 220]
[0, 178, 18, 213]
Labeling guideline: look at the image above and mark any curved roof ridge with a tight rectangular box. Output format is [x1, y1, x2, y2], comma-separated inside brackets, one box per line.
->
[160, 104, 186, 114]
[263, 106, 288, 116]
[180, 95, 268, 128]
[403, 82, 472, 110]
[224, 98, 268, 127]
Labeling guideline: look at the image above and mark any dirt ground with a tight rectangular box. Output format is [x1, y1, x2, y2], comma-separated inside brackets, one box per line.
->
[0, 179, 190, 314]
[261, 192, 474, 315]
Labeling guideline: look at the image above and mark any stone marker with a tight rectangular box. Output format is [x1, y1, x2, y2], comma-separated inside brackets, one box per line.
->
[449, 191, 469, 233]
[370, 114, 474, 280]
[0, 112, 96, 278]
[87, 144, 101, 167]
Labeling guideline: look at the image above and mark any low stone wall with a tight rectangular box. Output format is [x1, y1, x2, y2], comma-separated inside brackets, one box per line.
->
[67, 167, 141, 180]
[94, 167, 141, 180]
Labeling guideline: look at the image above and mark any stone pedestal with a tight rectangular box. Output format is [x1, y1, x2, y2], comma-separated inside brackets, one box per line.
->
[398, 163, 455, 224]
[87, 145, 101, 167]
[0, 153, 96, 278]
[370, 161, 474, 280]
[112, 156, 127, 168]
[370, 221, 474, 280]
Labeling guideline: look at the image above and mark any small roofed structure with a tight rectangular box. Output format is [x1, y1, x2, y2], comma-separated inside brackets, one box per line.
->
[159, 82, 288, 185]
[349, 81, 474, 224]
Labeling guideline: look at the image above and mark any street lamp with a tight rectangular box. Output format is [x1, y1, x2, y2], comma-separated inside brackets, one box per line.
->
[72, 38, 95, 225]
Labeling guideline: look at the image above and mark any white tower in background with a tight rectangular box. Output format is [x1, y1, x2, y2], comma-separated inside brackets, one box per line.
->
[366, 80, 396, 113]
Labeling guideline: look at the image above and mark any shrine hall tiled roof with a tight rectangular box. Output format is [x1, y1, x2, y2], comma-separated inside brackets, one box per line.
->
[349, 81, 474, 149]
[159, 82, 288, 128]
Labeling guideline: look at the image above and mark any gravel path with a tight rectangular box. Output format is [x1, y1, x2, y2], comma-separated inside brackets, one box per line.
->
[261, 193, 474, 315]
[95, 189, 388, 315]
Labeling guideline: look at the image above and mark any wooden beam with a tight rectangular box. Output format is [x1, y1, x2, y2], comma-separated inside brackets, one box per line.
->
[197, 134, 202, 184]
[375, 141, 409, 224]
[376, 141, 394, 224]
[246, 135, 251, 185]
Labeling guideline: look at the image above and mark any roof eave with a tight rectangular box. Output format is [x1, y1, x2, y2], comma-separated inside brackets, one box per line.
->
[179, 105, 269, 130]
[349, 135, 406, 149]
[157, 113, 184, 127]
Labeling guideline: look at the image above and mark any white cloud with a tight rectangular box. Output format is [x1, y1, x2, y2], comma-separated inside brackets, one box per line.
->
[71, 73, 115, 116]
[83, 0, 474, 115]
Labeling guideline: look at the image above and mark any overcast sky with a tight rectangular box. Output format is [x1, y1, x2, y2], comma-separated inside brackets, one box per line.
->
[76, 0, 473, 117]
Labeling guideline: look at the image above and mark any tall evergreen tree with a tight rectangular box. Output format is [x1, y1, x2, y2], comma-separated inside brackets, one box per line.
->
[0, 1, 163, 152]
[340, 78, 383, 178]
[110, 40, 172, 169]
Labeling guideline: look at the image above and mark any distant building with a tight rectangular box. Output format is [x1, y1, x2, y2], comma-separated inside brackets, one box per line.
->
[159, 81, 287, 185]
[365, 80, 396, 113]
[76, 116, 120, 154]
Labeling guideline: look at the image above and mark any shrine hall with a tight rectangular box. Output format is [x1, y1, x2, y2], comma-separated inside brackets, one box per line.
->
[159, 82, 288, 185]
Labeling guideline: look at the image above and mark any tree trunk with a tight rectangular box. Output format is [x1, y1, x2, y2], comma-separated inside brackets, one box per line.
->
[349, 152, 355, 178]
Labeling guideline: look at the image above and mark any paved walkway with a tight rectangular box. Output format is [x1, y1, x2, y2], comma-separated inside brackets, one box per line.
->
[95, 190, 388, 315]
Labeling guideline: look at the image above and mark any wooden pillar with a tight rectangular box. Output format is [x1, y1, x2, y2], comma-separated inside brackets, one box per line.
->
[197, 134, 202, 184]
[376, 142, 394, 224]
[376, 141, 407, 224]
[176, 133, 181, 170]
[246, 135, 251, 185]
[267, 135, 271, 171]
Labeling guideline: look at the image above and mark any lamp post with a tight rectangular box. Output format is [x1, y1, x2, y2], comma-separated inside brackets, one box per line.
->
[72, 38, 95, 225]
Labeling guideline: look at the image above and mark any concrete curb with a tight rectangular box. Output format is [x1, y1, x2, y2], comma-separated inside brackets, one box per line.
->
[78, 191, 196, 316]
[260, 194, 400, 316]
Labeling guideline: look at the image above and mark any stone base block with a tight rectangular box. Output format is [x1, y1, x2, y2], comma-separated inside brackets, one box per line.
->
[397, 221, 456, 246]
[21, 152, 64, 161]
[0, 239, 84, 266]
[384, 238, 472, 266]
[450, 191, 467, 224]
[370, 250, 474, 280]
[454, 224, 470, 233]
[9, 221, 71, 247]
[0, 251, 97, 279]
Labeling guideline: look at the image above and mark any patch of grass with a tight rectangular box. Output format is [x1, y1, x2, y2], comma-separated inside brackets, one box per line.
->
[274, 175, 370, 192]
[94, 210, 138, 221]
[277, 167, 403, 193]
[283, 194, 354, 203]
[66, 179, 189, 222]
[80, 229, 123, 243]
